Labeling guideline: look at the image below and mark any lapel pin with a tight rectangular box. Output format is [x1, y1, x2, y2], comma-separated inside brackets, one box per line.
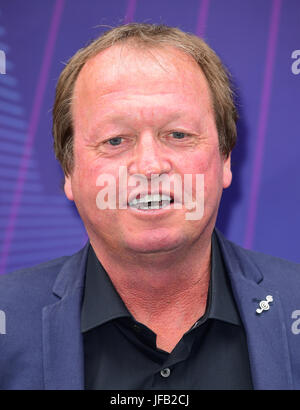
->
[256, 295, 273, 314]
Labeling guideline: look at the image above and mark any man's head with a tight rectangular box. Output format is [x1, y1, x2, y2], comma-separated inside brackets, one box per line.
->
[53, 23, 237, 177]
[53, 24, 237, 257]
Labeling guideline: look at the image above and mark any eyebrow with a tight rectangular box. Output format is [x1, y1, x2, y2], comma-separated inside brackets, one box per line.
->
[89, 112, 195, 139]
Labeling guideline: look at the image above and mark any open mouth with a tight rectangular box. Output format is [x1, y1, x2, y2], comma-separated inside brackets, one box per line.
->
[128, 194, 174, 210]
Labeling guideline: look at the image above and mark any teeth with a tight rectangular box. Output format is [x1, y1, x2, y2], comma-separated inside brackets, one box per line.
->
[130, 194, 171, 205]
[129, 194, 172, 209]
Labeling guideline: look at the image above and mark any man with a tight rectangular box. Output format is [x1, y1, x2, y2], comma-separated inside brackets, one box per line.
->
[0, 23, 299, 390]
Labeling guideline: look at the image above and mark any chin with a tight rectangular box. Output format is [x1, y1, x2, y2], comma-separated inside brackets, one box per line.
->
[123, 228, 185, 255]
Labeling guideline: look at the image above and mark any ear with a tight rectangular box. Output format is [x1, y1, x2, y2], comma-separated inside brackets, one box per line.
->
[64, 175, 74, 201]
[222, 153, 232, 189]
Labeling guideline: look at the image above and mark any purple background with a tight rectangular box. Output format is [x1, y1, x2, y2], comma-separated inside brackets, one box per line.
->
[0, 0, 299, 274]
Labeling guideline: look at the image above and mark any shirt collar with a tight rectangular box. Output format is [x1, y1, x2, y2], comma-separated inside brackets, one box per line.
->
[81, 230, 241, 333]
[81, 246, 131, 333]
[207, 231, 241, 326]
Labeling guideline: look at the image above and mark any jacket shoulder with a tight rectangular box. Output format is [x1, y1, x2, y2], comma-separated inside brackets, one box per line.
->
[230, 239, 300, 273]
[0, 255, 69, 308]
[217, 230, 300, 285]
[0, 247, 88, 389]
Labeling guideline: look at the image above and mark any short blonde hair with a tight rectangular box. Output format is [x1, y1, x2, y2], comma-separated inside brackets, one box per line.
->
[53, 23, 237, 176]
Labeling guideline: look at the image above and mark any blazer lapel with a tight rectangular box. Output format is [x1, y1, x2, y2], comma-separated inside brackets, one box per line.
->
[42, 243, 89, 390]
[217, 230, 293, 390]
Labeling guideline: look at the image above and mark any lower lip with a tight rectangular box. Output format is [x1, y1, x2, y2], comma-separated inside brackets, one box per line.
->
[127, 202, 177, 217]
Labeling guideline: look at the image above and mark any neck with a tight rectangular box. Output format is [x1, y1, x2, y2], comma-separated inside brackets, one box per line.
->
[90, 232, 212, 351]
[90, 229, 212, 292]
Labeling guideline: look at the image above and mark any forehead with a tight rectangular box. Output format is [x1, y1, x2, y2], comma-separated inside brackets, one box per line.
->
[73, 43, 211, 103]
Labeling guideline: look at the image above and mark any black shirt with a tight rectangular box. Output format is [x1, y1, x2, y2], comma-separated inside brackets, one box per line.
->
[81, 232, 253, 390]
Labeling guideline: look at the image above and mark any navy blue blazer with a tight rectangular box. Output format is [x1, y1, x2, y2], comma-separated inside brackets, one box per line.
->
[0, 229, 299, 390]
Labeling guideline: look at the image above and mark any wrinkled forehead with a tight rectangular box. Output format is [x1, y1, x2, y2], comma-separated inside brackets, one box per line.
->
[73, 43, 210, 102]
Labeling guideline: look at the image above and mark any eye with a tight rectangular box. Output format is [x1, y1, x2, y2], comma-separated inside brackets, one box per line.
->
[107, 137, 123, 146]
[171, 132, 186, 139]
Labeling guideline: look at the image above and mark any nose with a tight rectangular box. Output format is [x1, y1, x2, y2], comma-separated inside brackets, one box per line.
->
[128, 132, 172, 178]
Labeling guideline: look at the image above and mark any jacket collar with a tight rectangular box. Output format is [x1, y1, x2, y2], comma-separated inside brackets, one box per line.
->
[215, 229, 293, 390]
[52, 242, 90, 298]
[42, 242, 89, 390]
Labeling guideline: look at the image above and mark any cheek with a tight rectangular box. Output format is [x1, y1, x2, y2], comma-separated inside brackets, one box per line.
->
[71, 158, 99, 205]
[178, 150, 213, 175]
[185, 150, 224, 196]
[73, 160, 125, 212]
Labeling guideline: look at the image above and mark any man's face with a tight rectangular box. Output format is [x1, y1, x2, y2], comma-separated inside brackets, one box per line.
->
[65, 44, 232, 256]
